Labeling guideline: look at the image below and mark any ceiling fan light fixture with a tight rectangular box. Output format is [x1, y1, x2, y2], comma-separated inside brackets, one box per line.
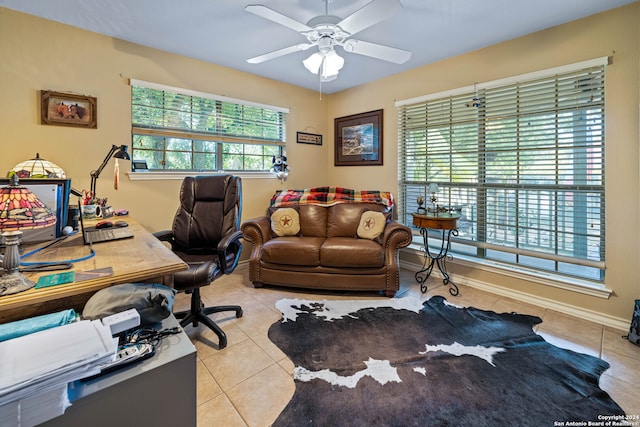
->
[303, 52, 323, 74]
[322, 50, 344, 79]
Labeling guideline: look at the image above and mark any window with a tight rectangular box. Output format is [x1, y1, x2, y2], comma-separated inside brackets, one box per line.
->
[130, 80, 288, 172]
[397, 58, 606, 282]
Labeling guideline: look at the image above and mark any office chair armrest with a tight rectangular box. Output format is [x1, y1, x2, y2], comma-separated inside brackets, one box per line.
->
[217, 230, 243, 275]
[153, 230, 174, 242]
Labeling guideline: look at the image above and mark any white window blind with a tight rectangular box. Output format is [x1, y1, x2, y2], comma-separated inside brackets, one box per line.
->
[398, 59, 606, 282]
[130, 79, 288, 171]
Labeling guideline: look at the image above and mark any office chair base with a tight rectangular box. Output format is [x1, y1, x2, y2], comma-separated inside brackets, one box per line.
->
[176, 289, 243, 349]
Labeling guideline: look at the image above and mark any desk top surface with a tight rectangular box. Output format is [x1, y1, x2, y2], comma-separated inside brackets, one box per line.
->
[0, 217, 188, 319]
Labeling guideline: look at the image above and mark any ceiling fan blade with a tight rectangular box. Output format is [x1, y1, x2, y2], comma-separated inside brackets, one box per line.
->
[337, 0, 402, 36]
[245, 5, 313, 33]
[247, 43, 313, 64]
[342, 39, 411, 64]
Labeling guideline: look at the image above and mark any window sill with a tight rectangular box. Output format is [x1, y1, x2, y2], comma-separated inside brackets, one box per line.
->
[401, 243, 612, 299]
[127, 171, 275, 181]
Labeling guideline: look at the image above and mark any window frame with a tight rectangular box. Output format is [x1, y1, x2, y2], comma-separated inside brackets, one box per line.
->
[130, 79, 289, 173]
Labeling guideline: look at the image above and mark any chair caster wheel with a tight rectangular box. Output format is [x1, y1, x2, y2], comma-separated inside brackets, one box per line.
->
[236, 309, 243, 318]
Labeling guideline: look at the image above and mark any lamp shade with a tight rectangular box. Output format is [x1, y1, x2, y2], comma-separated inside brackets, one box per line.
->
[9, 153, 66, 179]
[0, 176, 57, 231]
[303, 53, 323, 74]
[322, 51, 344, 79]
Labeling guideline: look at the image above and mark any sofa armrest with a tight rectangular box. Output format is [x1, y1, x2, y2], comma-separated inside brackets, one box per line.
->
[381, 221, 413, 250]
[241, 216, 272, 284]
[378, 220, 413, 295]
[241, 216, 271, 246]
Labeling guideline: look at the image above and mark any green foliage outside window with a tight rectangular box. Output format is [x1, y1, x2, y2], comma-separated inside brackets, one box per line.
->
[131, 84, 286, 171]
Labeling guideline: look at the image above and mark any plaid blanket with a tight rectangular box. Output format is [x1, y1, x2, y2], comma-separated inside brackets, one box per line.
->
[270, 186, 394, 208]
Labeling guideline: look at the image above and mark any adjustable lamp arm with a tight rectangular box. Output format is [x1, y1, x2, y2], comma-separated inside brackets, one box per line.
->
[90, 145, 130, 196]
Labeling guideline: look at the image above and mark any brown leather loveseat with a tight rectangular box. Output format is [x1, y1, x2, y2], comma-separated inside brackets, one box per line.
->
[241, 192, 412, 297]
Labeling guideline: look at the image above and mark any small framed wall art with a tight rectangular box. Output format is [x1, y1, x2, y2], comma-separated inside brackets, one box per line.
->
[334, 109, 383, 166]
[40, 90, 97, 128]
[296, 131, 322, 146]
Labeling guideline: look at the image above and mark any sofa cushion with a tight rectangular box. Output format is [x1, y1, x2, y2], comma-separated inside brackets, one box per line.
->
[326, 203, 389, 237]
[299, 205, 328, 237]
[320, 237, 384, 268]
[270, 208, 300, 236]
[326, 204, 364, 237]
[262, 237, 324, 266]
[357, 211, 387, 240]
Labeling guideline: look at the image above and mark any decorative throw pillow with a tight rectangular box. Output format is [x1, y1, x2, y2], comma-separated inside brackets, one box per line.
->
[271, 208, 301, 236]
[357, 211, 386, 240]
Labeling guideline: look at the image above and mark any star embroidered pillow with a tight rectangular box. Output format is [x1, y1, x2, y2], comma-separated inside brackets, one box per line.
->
[271, 208, 301, 237]
[357, 211, 386, 240]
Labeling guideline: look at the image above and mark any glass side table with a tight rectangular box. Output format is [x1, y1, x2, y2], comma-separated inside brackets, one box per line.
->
[412, 212, 461, 296]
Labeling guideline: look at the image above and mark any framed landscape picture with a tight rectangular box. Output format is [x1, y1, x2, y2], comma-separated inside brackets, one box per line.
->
[334, 109, 383, 166]
[41, 90, 97, 128]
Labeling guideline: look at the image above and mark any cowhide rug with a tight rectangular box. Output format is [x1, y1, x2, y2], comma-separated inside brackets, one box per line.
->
[268, 296, 625, 427]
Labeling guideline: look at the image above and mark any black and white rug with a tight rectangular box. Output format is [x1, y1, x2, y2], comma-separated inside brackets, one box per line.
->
[268, 296, 625, 427]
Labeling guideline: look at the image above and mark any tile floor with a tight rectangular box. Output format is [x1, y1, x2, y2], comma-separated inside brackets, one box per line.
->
[174, 267, 640, 427]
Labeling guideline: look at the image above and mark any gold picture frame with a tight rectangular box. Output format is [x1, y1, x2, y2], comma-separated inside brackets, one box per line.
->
[40, 90, 97, 128]
[334, 109, 383, 166]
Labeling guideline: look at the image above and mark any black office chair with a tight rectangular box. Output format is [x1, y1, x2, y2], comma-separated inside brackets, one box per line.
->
[155, 175, 243, 349]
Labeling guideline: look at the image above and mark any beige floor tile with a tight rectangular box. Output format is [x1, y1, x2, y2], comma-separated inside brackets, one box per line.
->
[252, 330, 289, 363]
[234, 303, 283, 339]
[536, 310, 604, 356]
[197, 393, 248, 427]
[599, 373, 640, 415]
[187, 320, 250, 359]
[603, 327, 640, 360]
[601, 348, 640, 386]
[196, 358, 222, 405]
[226, 363, 295, 427]
[201, 339, 276, 391]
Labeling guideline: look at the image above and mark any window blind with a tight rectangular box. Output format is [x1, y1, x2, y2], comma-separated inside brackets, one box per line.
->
[398, 60, 606, 281]
[130, 80, 287, 171]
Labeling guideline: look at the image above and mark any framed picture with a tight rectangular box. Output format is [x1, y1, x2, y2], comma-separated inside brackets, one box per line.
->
[334, 109, 383, 166]
[40, 90, 97, 128]
[296, 131, 322, 146]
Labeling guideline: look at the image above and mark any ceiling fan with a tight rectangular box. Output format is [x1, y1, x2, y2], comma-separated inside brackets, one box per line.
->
[245, 0, 412, 82]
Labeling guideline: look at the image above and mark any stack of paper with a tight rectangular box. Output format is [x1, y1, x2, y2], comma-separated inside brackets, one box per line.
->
[0, 320, 117, 427]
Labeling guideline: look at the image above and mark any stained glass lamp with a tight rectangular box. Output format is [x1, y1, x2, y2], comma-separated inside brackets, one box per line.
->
[0, 175, 56, 295]
[9, 153, 66, 179]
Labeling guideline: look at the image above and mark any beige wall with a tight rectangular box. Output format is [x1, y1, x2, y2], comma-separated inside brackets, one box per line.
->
[327, 3, 640, 324]
[1, 4, 639, 323]
[0, 7, 330, 231]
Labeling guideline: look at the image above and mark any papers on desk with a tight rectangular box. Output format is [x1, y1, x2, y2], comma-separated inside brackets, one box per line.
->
[0, 320, 117, 427]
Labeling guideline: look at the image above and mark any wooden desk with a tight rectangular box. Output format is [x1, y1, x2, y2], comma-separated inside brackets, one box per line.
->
[412, 213, 461, 296]
[0, 217, 188, 323]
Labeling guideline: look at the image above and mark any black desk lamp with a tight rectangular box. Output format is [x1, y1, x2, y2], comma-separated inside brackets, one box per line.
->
[90, 145, 131, 196]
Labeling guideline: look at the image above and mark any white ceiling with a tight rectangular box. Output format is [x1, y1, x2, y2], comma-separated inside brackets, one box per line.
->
[1, 0, 635, 94]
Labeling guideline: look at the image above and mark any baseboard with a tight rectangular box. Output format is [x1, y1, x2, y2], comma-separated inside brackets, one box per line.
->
[401, 260, 630, 332]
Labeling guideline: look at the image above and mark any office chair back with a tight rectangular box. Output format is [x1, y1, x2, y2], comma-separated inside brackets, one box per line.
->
[172, 175, 242, 254]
